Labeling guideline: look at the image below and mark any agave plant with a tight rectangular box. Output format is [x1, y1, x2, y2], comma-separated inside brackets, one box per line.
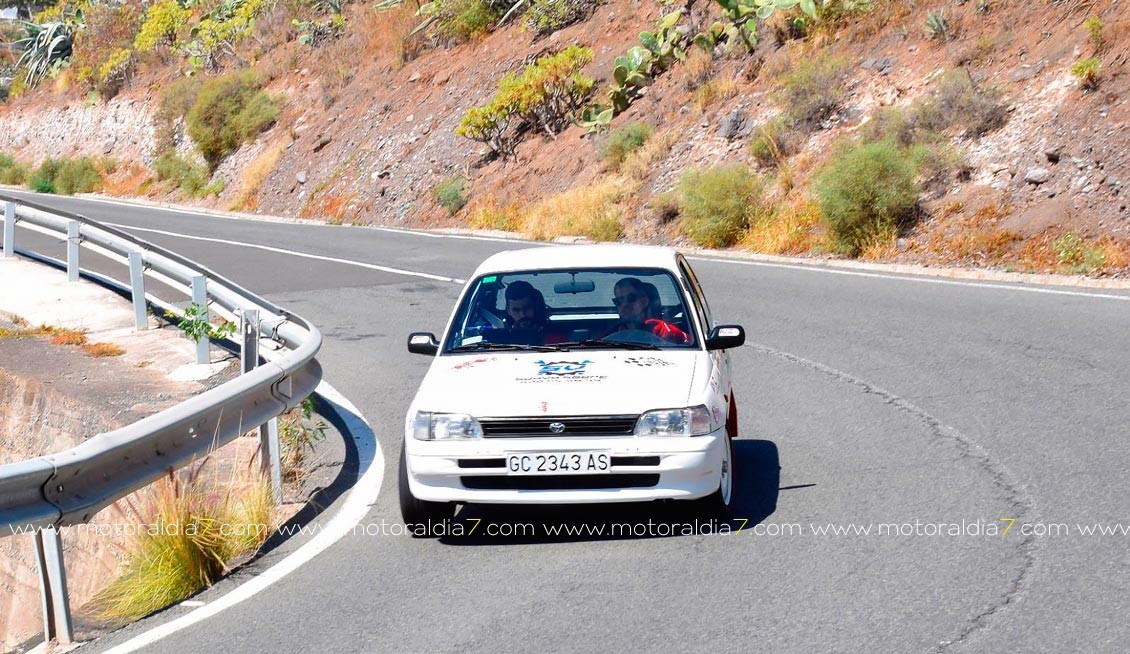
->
[14, 20, 76, 87]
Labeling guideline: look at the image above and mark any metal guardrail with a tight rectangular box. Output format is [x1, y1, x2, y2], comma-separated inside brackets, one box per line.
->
[0, 193, 323, 645]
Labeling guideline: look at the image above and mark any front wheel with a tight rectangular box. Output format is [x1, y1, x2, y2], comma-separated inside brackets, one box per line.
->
[692, 434, 734, 517]
[398, 446, 455, 536]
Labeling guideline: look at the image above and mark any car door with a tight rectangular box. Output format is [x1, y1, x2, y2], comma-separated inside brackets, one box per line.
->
[677, 256, 733, 421]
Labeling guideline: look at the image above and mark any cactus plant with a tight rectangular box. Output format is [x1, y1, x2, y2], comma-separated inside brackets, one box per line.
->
[639, 10, 687, 70]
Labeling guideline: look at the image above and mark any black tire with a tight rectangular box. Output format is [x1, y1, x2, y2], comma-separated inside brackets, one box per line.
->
[398, 446, 456, 537]
[692, 431, 735, 518]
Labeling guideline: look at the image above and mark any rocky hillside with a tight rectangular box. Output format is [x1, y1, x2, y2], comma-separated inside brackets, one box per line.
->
[0, 0, 1127, 274]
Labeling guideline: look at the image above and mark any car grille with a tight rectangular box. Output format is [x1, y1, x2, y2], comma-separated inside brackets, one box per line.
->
[478, 415, 638, 438]
[461, 474, 660, 490]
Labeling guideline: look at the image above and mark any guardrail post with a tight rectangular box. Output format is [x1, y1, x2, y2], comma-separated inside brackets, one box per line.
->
[241, 309, 283, 500]
[2, 202, 13, 258]
[191, 275, 209, 365]
[128, 252, 147, 331]
[261, 418, 282, 501]
[33, 526, 74, 646]
[66, 221, 80, 282]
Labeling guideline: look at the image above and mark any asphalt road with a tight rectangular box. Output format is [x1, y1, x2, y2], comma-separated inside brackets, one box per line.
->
[7, 190, 1130, 653]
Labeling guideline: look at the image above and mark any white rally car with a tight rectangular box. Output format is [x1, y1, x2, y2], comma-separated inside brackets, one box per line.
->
[399, 244, 745, 525]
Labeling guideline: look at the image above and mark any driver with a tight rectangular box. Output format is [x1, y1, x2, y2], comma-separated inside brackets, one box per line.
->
[609, 277, 689, 344]
[504, 281, 566, 344]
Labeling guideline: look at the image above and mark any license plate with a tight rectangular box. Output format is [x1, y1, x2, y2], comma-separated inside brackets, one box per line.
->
[505, 452, 611, 475]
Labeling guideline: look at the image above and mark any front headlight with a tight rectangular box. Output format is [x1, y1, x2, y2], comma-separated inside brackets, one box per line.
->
[412, 412, 483, 440]
[634, 406, 714, 437]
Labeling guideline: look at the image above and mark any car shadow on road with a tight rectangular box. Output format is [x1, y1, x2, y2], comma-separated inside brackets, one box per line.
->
[437, 439, 780, 546]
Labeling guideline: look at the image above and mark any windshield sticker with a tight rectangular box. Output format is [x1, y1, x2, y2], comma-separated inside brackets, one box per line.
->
[515, 360, 607, 384]
[623, 356, 674, 368]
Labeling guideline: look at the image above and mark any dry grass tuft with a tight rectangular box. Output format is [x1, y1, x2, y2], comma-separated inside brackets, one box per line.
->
[467, 130, 678, 242]
[362, 4, 423, 69]
[740, 201, 823, 255]
[466, 197, 523, 232]
[694, 76, 739, 111]
[231, 140, 287, 212]
[94, 463, 275, 622]
[37, 326, 89, 346]
[82, 342, 126, 357]
[619, 129, 678, 183]
[101, 162, 153, 196]
[674, 48, 714, 91]
[522, 177, 626, 242]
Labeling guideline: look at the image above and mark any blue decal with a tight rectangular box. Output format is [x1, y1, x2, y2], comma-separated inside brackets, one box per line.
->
[535, 360, 593, 376]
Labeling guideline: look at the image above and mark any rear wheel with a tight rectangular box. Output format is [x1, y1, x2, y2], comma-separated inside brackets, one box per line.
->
[398, 446, 455, 536]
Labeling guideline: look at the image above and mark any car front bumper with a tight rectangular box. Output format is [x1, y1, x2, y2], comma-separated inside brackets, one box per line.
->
[403, 428, 727, 504]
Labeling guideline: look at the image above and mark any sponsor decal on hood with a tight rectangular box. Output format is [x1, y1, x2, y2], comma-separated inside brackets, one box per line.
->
[516, 359, 607, 383]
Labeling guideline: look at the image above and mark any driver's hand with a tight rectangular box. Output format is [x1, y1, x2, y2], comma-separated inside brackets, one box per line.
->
[645, 319, 689, 344]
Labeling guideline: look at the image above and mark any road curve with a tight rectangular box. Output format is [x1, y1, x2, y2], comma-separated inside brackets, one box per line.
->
[8, 191, 1130, 654]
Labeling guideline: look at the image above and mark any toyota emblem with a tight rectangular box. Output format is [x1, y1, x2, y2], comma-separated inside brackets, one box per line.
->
[548, 422, 566, 434]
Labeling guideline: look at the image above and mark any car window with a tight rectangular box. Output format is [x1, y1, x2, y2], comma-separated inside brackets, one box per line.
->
[677, 257, 711, 332]
[443, 268, 699, 352]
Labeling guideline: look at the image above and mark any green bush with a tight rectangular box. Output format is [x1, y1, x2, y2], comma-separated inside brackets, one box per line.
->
[600, 122, 652, 170]
[26, 157, 103, 195]
[1054, 231, 1105, 275]
[185, 0, 270, 69]
[186, 72, 278, 169]
[434, 0, 501, 41]
[134, 0, 191, 52]
[0, 154, 29, 185]
[1085, 16, 1104, 52]
[70, 2, 141, 99]
[233, 91, 280, 143]
[526, 0, 599, 36]
[1071, 57, 1101, 90]
[154, 76, 204, 155]
[56, 158, 103, 194]
[433, 176, 468, 215]
[813, 139, 921, 256]
[154, 151, 213, 198]
[677, 164, 765, 248]
[28, 159, 59, 193]
[775, 55, 848, 130]
[457, 45, 594, 157]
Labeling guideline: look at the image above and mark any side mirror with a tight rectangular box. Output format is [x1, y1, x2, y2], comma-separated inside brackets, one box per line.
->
[705, 325, 745, 351]
[407, 332, 439, 356]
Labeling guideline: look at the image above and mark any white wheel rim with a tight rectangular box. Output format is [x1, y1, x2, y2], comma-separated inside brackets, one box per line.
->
[719, 438, 732, 506]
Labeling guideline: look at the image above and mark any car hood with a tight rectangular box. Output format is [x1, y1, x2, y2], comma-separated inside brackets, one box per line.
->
[413, 351, 700, 417]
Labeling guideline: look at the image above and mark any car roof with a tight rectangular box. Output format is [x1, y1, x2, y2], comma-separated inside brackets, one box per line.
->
[471, 244, 681, 278]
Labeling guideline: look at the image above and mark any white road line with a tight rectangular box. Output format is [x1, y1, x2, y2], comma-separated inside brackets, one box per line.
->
[7, 190, 523, 243]
[102, 381, 383, 654]
[688, 256, 1130, 301]
[103, 223, 466, 284]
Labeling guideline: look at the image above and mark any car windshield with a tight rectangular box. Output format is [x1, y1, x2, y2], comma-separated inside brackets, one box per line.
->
[442, 268, 698, 353]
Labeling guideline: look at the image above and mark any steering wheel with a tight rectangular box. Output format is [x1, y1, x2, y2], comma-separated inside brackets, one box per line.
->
[603, 328, 667, 346]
